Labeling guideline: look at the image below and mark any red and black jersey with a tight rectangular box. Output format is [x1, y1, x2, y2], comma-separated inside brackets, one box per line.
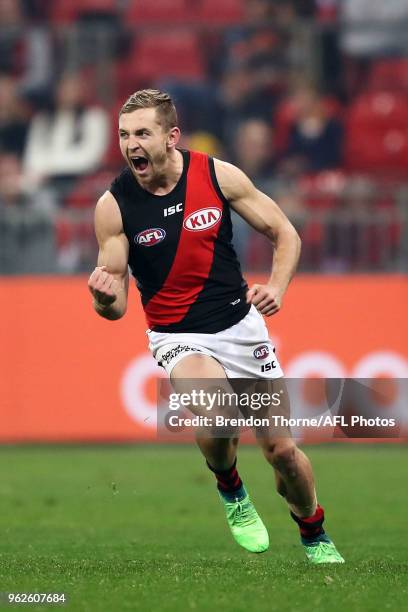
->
[109, 149, 250, 333]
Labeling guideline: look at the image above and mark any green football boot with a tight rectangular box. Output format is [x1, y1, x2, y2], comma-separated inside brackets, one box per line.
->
[219, 490, 269, 553]
[303, 537, 345, 564]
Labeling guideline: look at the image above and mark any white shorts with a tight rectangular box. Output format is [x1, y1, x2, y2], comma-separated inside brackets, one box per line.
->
[147, 305, 284, 379]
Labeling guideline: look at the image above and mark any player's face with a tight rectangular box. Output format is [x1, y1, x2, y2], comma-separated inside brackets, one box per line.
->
[118, 108, 173, 180]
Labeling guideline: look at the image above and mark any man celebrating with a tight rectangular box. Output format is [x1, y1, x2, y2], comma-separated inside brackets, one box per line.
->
[88, 89, 344, 564]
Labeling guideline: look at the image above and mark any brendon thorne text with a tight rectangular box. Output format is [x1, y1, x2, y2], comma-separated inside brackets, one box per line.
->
[167, 415, 397, 429]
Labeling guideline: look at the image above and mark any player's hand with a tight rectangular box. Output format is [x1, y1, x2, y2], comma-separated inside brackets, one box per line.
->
[246, 284, 283, 317]
[88, 266, 119, 306]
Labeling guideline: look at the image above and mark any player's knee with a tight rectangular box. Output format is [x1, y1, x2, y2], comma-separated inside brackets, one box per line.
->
[264, 441, 298, 474]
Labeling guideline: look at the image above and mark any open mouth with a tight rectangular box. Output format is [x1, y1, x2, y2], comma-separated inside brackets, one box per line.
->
[130, 156, 149, 172]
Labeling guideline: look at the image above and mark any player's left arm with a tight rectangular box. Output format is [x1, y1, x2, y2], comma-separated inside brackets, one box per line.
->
[214, 159, 301, 316]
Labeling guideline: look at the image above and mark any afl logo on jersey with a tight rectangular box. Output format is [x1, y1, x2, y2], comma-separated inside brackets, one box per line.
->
[136, 228, 166, 247]
[253, 345, 270, 360]
[183, 207, 222, 231]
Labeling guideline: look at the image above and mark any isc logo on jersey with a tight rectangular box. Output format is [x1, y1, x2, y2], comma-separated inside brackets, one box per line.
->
[136, 228, 166, 247]
[184, 207, 222, 231]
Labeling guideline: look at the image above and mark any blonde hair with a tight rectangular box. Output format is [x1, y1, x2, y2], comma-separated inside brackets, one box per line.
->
[119, 89, 178, 132]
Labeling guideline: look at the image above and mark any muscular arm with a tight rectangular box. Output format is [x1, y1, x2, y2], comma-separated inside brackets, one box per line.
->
[88, 191, 129, 320]
[214, 159, 301, 315]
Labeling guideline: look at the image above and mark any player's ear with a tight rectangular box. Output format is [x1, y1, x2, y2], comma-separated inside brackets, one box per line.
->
[167, 126, 180, 148]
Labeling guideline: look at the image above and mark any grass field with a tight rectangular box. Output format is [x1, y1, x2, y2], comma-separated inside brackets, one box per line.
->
[0, 445, 407, 611]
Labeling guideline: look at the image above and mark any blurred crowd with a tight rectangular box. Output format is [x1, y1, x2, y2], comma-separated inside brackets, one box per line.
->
[0, 0, 407, 273]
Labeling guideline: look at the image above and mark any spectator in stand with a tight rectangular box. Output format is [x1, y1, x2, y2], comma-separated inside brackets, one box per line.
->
[231, 118, 275, 190]
[229, 118, 276, 267]
[0, 152, 57, 273]
[164, 2, 290, 144]
[0, 0, 53, 104]
[216, 1, 290, 145]
[279, 86, 343, 177]
[229, 115, 307, 270]
[0, 151, 55, 213]
[158, 80, 220, 137]
[23, 72, 109, 197]
[0, 75, 30, 156]
[289, 1, 316, 18]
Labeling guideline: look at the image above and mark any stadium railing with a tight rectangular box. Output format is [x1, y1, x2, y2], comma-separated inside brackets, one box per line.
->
[1, 203, 406, 275]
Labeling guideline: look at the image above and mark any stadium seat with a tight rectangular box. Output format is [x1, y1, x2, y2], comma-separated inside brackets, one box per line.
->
[125, 0, 192, 24]
[80, 0, 116, 10]
[273, 99, 297, 154]
[344, 126, 408, 174]
[298, 171, 344, 210]
[50, 0, 78, 23]
[368, 59, 408, 93]
[65, 171, 114, 208]
[344, 91, 408, 173]
[55, 218, 73, 247]
[51, 0, 116, 23]
[346, 92, 408, 129]
[199, 0, 245, 24]
[120, 32, 206, 84]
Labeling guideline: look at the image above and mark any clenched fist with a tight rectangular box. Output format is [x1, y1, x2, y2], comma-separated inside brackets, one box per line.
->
[88, 266, 119, 306]
[246, 284, 283, 317]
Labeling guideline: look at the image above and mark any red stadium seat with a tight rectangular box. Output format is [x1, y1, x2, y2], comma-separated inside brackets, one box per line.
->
[273, 99, 297, 154]
[344, 126, 408, 174]
[199, 0, 245, 24]
[344, 91, 408, 174]
[125, 0, 192, 24]
[51, 0, 116, 23]
[126, 0, 244, 24]
[346, 92, 408, 129]
[66, 171, 114, 209]
[80, 0, 116, 10]
[120, 32, 206, 84]
[55, 219, 73, 248]
[50, 0, 78, 23]
[368, 59, 408, 93]
[298, 171, 345, 210]
[103, 103, 126, 169]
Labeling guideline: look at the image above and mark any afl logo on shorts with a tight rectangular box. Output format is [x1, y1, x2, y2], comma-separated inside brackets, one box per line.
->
[136, 228, 166, 247]
[183, 207, 222, 231]
[253, 345, 270, 360]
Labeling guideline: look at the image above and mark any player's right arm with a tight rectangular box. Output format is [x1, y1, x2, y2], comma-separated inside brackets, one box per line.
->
[88, 191, 129, 320]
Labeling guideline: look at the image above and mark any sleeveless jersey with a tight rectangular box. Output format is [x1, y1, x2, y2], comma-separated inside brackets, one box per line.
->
[109, 149, 250, 333]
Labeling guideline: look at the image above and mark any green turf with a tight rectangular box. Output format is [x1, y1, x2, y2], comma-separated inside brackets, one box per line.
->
[0, 445, 407, 611]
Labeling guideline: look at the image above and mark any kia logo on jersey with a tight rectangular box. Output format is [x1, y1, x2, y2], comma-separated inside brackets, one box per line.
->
[183, 207, 222, 231]
[253, 345, 270, 360]
[135, 228, 166, 246]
